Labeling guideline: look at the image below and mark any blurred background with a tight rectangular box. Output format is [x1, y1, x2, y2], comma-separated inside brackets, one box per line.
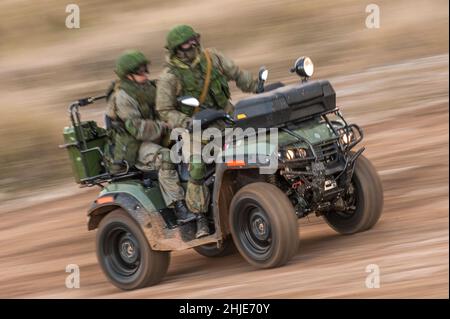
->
[0, 0, 448, 298]
[0, 0, 447, 200]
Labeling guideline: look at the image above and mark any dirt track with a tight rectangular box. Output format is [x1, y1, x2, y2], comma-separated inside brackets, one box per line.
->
[0, 55, 448, 298]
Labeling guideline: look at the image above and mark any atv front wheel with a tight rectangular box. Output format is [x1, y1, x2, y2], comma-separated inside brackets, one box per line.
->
[193, 237, 236, 258]
[96, 209, 170, 290]
[229, 182, 299, 268]
[324, 153, 384, 234]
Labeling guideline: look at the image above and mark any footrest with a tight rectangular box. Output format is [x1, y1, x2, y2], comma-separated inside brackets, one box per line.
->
[159, 208, 178, 229]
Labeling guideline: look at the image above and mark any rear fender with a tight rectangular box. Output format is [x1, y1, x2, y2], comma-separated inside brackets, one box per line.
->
[88, 182, 218, 251]
[88, 191, 174, 250]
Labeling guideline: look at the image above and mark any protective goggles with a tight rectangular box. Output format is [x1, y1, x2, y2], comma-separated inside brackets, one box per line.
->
[131, 64, 149, 75]
[178, 36, 200, 51]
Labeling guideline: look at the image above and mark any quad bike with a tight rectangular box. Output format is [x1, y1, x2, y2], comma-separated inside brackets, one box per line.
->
[61, 56, 383, 290]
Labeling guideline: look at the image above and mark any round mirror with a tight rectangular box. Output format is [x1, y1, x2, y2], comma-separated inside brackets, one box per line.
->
[258, 67, 269, 82]
[261, 69, 269, 81]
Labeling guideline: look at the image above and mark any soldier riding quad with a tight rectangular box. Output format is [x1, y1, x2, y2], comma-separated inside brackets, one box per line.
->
[61, 56, 383, 290]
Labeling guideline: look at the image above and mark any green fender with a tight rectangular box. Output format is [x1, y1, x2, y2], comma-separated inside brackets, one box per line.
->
[87, 180, 218, 251]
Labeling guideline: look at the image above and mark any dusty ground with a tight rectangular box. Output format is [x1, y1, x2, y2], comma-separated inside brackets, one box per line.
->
[0, 54, 448, 298]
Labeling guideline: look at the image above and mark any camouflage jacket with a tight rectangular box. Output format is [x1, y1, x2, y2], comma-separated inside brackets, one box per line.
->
[156, 48, 258, 128]
[106, 80, 166, 167]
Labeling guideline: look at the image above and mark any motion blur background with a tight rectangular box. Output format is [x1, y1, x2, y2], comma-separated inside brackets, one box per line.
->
[0, 0, 448, 298]
[0, 0, 447, 200]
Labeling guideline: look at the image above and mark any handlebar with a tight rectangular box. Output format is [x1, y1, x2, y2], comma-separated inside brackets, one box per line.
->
[68, 94, 107, 113]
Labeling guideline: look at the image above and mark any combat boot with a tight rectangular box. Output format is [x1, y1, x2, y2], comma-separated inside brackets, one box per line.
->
[174, 200, 197, 225]
[195, 215, 210, 238]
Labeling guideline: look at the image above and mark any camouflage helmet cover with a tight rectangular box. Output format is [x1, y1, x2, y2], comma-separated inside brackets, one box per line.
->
[166, 24, 199, 51]
[115, 50, 149, 79]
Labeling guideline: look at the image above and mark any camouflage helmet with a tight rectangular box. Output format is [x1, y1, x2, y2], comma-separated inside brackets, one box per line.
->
[115, 50, 149, 79]
[166, 24, 199, 51]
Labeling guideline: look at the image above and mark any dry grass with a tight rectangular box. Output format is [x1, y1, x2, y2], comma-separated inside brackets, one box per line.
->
[0, 108, 71, 198]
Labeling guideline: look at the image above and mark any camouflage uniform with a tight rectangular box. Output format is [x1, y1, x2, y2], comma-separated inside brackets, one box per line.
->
[106, 50, 186, 209]
[106, 84, 185, 207]
[156, 48, 258, 128]
[156, 25, 258, 221]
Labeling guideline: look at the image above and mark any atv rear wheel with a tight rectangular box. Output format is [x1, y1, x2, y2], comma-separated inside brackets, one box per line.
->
[229, 182, 299, 268]
[193, 237, 236, 258]
[96, 209, 170, 290]
[324, 153, 384, 234]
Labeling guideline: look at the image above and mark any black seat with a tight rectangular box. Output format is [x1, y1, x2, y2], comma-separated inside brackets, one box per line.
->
[142, 170, 159, 181]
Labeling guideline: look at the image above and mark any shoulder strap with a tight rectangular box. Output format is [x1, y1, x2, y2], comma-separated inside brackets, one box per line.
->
[195, 49, 212, 112]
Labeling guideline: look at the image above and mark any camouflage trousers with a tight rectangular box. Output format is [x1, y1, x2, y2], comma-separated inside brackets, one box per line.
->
[185, 175, 210, 214]
[136, 142, 184, 207]
[181, 130, 218, 214]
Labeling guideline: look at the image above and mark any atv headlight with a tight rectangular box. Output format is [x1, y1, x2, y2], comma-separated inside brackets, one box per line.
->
[291, 56, 314, 78]
[286, 149, 295, 160]
[338, 128, 354, 145]
[281, 148, 308, 160]
[297, 148, 307, 158]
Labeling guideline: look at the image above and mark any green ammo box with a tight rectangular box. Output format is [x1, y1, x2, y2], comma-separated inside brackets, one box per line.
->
[62, 121, 108, 183]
